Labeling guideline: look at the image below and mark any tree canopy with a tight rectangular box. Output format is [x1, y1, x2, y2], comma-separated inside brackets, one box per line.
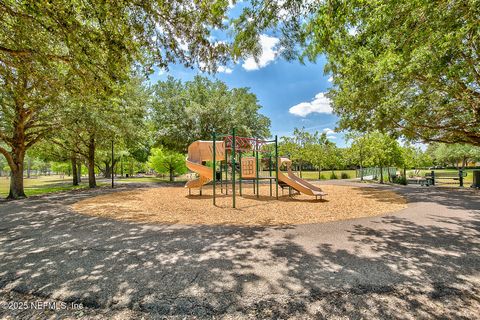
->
[148, 148, 187, 182]
[0, 0, 253, 79]
[0, 0, 271, 198]
[266, 0, 480, 146]
[150, 75, 271, 152]
[428, 143, 480, 168]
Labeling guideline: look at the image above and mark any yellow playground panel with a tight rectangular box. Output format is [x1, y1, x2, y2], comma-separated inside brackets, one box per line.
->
[241, 157, 256, 179]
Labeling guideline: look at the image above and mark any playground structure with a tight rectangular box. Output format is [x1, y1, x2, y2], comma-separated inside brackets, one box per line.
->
[185, 129, 327, 208]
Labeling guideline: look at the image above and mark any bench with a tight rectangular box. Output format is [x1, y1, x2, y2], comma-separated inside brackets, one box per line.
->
[423, 171, 467, 187]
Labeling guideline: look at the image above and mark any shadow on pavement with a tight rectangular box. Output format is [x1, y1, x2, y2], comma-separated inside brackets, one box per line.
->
[0, 184, 479, 318]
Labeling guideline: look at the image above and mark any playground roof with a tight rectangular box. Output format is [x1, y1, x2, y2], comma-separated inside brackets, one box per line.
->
[222, 135, 274, 152]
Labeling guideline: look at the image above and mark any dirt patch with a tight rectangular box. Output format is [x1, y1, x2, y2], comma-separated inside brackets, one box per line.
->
[71, 184, 407, 226]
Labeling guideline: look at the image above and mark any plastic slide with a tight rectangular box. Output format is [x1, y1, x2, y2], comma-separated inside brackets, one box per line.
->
[277, 157, 327, 198]
[185, 140, 225, 189]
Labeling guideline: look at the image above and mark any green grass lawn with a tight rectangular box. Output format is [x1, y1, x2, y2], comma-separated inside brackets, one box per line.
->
[115, 176, 187, 183]
[217, 169, 357, 181]
[296, 170, 357, 180]
[0, 175, 106, 198]
[0, 174, 188, 198]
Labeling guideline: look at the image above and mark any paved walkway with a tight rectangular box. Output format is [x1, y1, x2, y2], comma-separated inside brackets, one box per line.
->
[0, 183, 479, 319]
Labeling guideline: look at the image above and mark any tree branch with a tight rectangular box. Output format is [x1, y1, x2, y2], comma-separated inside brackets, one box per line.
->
[0, 45, 71, 62]
[0, 145, 15, 169]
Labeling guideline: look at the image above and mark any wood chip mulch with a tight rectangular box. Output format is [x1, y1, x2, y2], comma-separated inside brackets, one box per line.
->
[71, 184, 407, 226]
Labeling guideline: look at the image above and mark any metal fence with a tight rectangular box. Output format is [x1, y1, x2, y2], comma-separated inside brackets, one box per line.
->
[356, 167, 397, 180]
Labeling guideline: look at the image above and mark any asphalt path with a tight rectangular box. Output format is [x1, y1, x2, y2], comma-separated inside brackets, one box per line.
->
[0, 182, 479, 319]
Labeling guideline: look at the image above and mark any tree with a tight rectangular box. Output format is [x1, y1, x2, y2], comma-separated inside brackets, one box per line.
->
[0, 1, 253, 78]
[151, 75, 271, 152]
[0, 61, 63, 198]
[347, 132, 369, 181]
[305, 132, 331, 179]
[53, 78, 148, 188]
[364, 132, 403, 183]
[280, 128, 319, 177]
[402, 144, 431, 168]
[148, 148, 187, 182]
[262, 0, 480, 146]
[430, 143, 480, 169]
[0, 1, 266, 199]
[324, 144, 344, 178]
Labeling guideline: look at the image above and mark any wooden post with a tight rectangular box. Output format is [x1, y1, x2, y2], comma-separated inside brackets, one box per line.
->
[269, 155, 272, 197]
[255, 139, 259, 198]
[232, 128, 236, 208]
[213, 131, 216, 205]
[275, 135, 279, 200]
[220, 155, 223, 193]
[239, 151, 242, 196]
[459, 169, 464, 187]
[225, 147, 228, 195]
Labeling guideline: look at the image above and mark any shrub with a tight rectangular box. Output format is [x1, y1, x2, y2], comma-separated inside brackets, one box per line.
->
[320, 174, 326, 180]
[330, 172, 338, 180]
[393, 175, 408, 185]
[340, 172, 349, 179]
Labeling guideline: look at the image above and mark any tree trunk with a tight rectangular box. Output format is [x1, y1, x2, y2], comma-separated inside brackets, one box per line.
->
[9, 166, 26, 199]
[129, 159, 134, 176]
[169, 168, 174, 182]
[6, 145, 27, 199]
[27, 157, 31, 179]
[318, 167, 322, 179]
[77, 162, 82, 182]
[87, 137, 96, 188]
[104, 161, 111, 179]
[359, 148, 364, 181]
[71, 156, 79, 186]
[380, 166, 384, 184]
[299, 161, 303, 178]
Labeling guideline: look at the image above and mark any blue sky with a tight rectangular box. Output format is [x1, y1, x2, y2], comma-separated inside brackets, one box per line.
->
[149, 55, 346, 146]
[148, 2, 346, 146]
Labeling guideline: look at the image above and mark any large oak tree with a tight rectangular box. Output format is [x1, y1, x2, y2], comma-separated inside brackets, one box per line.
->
[0, 0, 260, 198]
[271, 0, 480, 146]
[150, 75, 271, 152]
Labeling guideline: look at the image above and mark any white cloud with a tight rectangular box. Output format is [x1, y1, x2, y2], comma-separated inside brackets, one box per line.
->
[327, 76, 333, 82]
[242, 34, 279, 71]
[218, 66, 233, 74]
[322, 128, 335, 135]
[198, 62, 233, 74]
[289, 93, 333, 117]
[323, 128, 336, 139]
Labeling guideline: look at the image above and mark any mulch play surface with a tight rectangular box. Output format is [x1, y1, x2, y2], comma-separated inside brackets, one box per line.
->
[71, 184, 407, 226]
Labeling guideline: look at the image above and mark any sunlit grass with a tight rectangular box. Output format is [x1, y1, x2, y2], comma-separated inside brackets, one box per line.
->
[115, 176, 188, 183]
[296, 170, 357, 180]
[0, 175, 106, 198]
